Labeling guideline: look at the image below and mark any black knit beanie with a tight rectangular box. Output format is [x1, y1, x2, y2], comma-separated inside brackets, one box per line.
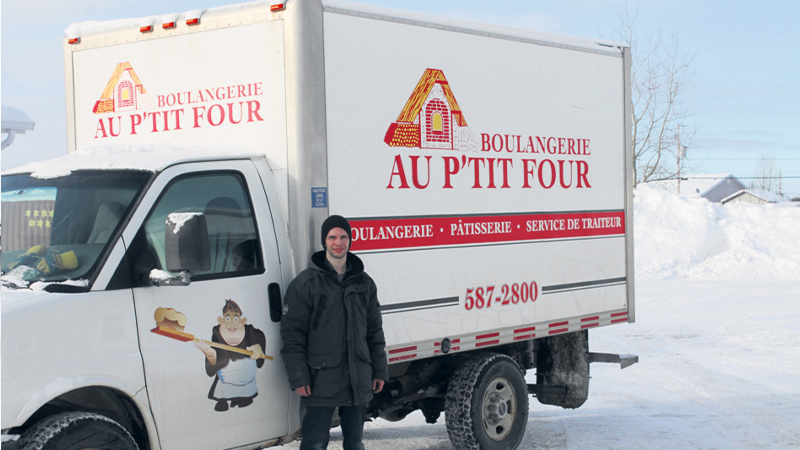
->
[321, 215, 352, 249]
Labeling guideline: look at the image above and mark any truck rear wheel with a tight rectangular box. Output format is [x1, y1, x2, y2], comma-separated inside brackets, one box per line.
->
[18, 412, 139, 450]
[445, 353, 528, 450]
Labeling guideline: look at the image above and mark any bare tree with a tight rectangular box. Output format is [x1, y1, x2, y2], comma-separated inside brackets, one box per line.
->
[755, 156, 775, 191]
[617, 6, 696, 187]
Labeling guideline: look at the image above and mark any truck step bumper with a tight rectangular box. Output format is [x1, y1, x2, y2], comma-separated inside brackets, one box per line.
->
[588, 352, 639, 369]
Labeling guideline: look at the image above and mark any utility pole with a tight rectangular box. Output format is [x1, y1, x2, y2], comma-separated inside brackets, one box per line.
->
[676, 124, 687, 195]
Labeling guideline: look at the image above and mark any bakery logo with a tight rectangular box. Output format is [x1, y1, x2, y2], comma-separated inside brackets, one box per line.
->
[383, 68, 594, 191]
[92, 62, 151, 114]
[384, 68, 476, 152]
[89, 62, 264, 139]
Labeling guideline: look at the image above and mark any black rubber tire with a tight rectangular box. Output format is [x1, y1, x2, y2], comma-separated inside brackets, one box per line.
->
[18, 412, 139, 450]
[445, 353, 529, 450]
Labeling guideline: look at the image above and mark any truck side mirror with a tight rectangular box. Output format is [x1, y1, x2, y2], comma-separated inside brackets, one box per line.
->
[152, 212, 211, 286]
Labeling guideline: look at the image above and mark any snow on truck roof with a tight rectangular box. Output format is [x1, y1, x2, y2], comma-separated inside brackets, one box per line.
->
[2, 144, 262, 179]
[65, 0, 624, 56]
[328, 1, 625, 55]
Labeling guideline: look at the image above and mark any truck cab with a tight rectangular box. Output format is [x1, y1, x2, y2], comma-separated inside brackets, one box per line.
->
[1, 151, 301, 449]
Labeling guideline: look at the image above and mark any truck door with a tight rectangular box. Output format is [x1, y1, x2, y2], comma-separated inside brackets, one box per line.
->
[127, 160, 289, 450]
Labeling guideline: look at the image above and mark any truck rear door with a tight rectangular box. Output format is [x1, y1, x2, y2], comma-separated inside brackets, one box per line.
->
[123, 159, 289, 449]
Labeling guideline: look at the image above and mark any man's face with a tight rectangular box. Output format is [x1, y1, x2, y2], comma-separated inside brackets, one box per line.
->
[325, 227, 350, 260]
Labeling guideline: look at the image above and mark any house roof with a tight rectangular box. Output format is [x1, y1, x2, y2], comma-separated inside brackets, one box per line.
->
[722, 189, 789, 204]
[648, 174, 744, 198]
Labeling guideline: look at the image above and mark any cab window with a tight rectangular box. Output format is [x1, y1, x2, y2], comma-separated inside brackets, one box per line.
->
[143, 172, 262, 280]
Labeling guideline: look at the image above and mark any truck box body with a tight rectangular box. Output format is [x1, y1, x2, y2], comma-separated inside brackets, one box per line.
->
[2, 1, 634, 449]
[65, 0, 634, 356]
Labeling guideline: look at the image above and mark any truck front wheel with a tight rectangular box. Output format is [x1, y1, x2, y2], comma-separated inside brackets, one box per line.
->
[18, 412, 139, 450]
[445, 353, 528, 450]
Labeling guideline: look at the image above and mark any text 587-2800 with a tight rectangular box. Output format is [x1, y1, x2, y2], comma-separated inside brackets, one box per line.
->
[465, 282, 539, 310]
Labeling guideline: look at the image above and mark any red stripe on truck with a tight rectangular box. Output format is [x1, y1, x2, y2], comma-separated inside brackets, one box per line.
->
[389, 354, 417, 363]
[514, 326, 536, 333]
[611, 312, 629, 324]
[388, 345, 417, 354]
[349, 211, 625, 252]
[384, 310, 627, 362]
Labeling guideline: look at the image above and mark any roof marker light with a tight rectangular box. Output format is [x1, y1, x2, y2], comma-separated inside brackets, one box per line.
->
[140, 25, 153, 33]
[68, 37, 81, 45]
[163, 22, 176, 29]
[270, 2, 285, 12]
[186, 18, 200, 26]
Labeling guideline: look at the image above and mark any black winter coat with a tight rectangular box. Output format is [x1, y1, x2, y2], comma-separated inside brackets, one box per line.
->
[280, 251, 388, 407]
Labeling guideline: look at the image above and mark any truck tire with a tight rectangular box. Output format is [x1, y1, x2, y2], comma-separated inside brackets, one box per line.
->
[18, 412, 139, 450]
[445, 354, 528, 450]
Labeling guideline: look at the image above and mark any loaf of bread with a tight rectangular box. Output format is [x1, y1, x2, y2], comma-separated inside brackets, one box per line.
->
[154, 307, 187, 332]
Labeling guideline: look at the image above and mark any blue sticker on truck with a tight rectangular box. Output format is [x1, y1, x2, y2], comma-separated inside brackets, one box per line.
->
[312, 187, 327, 208]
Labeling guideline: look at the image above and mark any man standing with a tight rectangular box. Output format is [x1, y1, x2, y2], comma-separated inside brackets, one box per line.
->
[280, 215, 388, 450]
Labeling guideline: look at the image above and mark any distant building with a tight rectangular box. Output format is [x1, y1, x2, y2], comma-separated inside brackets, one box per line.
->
[648, 174, 747, 203]
[721, 189, 790, 205]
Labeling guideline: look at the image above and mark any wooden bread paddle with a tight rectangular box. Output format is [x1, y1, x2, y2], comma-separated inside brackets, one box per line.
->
[151, 325, 274, 360]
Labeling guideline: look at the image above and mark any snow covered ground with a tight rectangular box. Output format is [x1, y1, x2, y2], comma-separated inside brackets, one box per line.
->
[286, 185, 800, 449]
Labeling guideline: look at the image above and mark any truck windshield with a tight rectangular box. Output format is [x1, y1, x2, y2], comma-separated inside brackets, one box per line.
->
[1, 170, 151, 288]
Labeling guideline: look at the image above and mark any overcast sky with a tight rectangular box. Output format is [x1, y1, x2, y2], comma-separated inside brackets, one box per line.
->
[2, 0, 799, 197]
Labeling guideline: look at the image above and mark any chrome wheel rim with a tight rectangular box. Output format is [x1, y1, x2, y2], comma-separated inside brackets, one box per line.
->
[481, 376, 517, 441]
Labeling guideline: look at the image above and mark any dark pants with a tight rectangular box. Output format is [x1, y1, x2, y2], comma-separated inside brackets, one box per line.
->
[300, 405, 367, 450]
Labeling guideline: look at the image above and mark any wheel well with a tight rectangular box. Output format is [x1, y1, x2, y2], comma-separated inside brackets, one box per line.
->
[444, 352, 529, 450]
[373, 341, 534, 421]
[12, 386, 151, 450]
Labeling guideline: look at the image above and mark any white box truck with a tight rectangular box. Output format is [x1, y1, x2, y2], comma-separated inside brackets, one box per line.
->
[1, 1, 636, 449]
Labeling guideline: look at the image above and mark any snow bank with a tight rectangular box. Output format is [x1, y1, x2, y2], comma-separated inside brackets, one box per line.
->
[634, 184, 800, 281]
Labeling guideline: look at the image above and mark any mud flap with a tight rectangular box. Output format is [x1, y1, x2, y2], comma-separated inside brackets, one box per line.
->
[532, 330, 590, 409]
[529, 330, 639, 409]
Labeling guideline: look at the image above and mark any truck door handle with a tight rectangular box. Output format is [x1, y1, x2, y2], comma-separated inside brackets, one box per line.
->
[268, 282, 283, 322]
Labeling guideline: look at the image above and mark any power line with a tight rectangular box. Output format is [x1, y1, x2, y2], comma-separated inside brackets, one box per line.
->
[650, 175, 800, 182]
[719, 176, 800, 180]
[691, 157, 800, 161]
